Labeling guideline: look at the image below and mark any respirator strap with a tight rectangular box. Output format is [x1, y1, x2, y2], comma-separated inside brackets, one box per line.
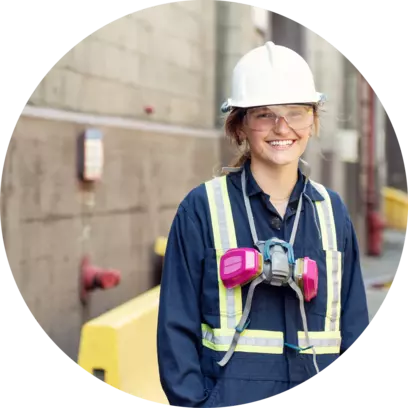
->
[239, 168, 319, 374]
[287, 277, 319, 375]
[241, 168, 306, 250]
[217, 274, 266, 367]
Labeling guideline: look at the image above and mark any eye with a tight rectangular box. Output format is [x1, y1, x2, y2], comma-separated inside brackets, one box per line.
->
[288, 110, 304, 118]
[257, 112, 276, 119]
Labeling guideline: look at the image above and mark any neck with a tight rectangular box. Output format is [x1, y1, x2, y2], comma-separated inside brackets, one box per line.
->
[250, 159, 299, 200]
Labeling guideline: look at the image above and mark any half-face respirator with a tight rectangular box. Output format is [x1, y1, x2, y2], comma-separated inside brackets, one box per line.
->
[220, 243, 318, 302]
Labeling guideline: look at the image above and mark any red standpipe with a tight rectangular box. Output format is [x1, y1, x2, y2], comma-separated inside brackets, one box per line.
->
[366, 83, 385, 256]
[80, 255, 121, 305]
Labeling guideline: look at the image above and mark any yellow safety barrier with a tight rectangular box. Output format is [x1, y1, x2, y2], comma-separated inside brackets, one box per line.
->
[382, 187, 408, 231]
[154, 236, 168, 257]
[78, 285, 168, 404]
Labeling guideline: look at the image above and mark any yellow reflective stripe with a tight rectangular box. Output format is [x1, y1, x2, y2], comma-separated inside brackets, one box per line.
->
[333, 251, 342, 332]
[205, 182, 228, 326]
[298, 331, 341, 354]
[205, 181, 221, 249]
[204, 175, 345, 356]
[310, 180, 342, 334]
[220, 176, 242, 323]
[315, 201, 329, 250]
[325, 251, 342, 332]
[205, 177, 242, 329]
[202, 324, 284, 354]
[311, 181, 337, 251]
[325, 250, 334, 331]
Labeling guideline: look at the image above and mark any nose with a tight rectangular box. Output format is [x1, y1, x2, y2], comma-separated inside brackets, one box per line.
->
[274, 116, 291, 134]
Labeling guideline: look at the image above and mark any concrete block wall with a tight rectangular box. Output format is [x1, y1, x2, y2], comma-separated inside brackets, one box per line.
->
[2, 115, 220, 360]
[29, 1, 216, 128]
[3, 1, 223, 360]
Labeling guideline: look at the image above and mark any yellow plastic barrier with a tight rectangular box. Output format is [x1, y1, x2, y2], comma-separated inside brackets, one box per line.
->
[78, 285, 168, 404]
[154, 236, 168, 257]
[382, 187, 408, 230]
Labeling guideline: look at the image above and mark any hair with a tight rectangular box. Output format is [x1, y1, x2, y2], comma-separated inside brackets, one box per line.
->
[222, 105, 321, 174]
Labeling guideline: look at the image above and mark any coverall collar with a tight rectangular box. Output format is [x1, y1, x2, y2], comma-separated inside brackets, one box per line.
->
[230, 159, 325, 202]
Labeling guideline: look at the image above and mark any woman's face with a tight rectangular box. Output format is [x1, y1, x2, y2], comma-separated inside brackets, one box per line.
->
[240, 104, 314, 167]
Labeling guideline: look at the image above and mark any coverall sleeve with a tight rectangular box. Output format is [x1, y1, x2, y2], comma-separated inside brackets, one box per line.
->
[157, 204, 209, 407]
[340, 215, 370, 353]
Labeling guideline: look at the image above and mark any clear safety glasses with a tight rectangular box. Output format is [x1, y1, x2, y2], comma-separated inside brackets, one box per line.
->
[245, 105, 315, 132]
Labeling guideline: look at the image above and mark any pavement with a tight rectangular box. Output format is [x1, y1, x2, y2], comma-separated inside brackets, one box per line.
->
[360, 229, 406, 320]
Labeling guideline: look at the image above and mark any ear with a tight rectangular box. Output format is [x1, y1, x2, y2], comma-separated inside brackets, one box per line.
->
[237, 128, 247, 144]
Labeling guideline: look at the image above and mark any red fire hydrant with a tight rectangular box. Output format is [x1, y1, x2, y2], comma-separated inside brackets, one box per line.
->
[80, 255, 121, 305]
[367, 211, 386, 256]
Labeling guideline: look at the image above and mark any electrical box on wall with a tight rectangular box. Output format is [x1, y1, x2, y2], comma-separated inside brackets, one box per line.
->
[77, 128, 104, 182]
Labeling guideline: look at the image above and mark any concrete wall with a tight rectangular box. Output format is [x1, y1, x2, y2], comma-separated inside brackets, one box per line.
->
[29, 1, 216, 128]
[2, 114, 220, 360]
[1, 0, 267, 361]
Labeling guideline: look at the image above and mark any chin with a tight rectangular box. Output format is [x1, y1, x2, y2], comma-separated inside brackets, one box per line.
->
[265, 153, 298, 167]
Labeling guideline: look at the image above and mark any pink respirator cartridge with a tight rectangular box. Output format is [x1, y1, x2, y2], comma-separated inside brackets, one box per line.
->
[294, 256, 318, 302]
[219, 248, 263, 289]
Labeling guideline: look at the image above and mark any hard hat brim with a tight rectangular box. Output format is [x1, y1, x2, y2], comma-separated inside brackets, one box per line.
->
[221, 92, 326, 113]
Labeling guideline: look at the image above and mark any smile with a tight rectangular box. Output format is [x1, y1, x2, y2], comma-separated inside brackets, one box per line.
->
[267, 140, 296, 148]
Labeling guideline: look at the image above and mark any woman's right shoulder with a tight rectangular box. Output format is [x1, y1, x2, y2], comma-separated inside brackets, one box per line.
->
[178, 175, 229, 220]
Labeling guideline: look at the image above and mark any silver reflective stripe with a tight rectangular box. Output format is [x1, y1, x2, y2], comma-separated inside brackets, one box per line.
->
[310, 180, 341, 333]
[211, 178, 237, 329]
[330, 251, 341, 330]
[203, 330, 283, 348]
[299, 337, 341, 348]
[310, 180, 336, 251]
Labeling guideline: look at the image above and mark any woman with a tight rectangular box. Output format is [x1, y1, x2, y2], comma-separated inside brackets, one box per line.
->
[157, 42, 369, 407]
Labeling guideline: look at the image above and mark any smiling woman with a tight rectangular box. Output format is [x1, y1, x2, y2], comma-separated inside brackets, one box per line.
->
[157, 41, 369, 408]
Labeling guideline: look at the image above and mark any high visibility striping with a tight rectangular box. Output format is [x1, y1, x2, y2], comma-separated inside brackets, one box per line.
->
[202, 325, 284, 354]
[220, 176, 243, 327]
[298, 331, 341, 354]
[329, 251, 342, 332]
[310, 180, 341, 333]
[315, 201, 329, 250]
[310, 181, 337, 251]
[204, 176, 343, 359]
[206, 177, 242, 329]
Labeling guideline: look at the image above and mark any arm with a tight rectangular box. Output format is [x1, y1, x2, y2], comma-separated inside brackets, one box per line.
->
[157, 204, 209, 407]
[340, 215, 370, 354]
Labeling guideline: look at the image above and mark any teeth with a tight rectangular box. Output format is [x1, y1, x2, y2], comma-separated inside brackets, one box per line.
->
[269, 140, 294, 146]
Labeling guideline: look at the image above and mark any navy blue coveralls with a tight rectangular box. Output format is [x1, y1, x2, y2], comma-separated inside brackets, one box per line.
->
[157, 160, 369, 407]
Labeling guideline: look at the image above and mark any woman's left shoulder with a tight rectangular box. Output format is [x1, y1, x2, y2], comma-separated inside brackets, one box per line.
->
[321, 186, 355, 251]
[325, 187, 349, 218]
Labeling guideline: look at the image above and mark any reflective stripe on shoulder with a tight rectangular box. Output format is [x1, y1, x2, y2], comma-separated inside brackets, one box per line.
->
[205, 176, 242, 329]
[202, 324, 284, 354]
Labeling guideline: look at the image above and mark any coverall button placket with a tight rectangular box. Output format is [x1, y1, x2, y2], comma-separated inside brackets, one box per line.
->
[282, 203, 301, 381]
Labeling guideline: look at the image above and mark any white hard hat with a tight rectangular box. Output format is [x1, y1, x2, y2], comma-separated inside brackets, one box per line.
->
[221, 41, 325, 112]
